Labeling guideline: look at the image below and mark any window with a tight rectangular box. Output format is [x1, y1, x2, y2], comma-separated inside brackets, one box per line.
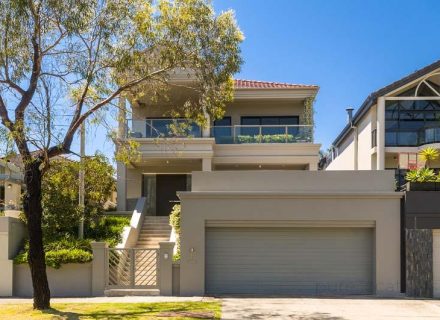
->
[241, 116, 299, 136]
[385, 100, 440, 146]
[145, 118, 201, 138]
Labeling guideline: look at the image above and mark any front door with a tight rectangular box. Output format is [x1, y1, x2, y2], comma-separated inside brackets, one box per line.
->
[156, 174, 188, 216]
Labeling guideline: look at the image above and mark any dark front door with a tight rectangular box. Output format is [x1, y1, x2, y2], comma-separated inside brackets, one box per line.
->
[156, 174, 187, 216]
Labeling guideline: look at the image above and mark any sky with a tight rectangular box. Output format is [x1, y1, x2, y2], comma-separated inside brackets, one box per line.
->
[80, 0, 440, 161]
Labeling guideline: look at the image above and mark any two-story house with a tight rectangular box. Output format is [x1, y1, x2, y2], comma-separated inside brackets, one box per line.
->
[116, 79, 321, 215]
[107, 78, 402, 297]
[326, 59, 440, 185]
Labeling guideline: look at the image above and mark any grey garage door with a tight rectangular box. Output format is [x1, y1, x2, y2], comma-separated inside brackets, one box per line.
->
[205, 227, 374, 295]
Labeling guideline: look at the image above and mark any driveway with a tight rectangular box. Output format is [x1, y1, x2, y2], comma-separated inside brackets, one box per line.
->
[221, 297, 440, 320]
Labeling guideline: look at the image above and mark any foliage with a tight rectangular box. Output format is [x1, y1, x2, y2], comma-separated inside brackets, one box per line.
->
[169, 204, 181, 261]
[236, 133, 311, 144]
[0, 301, 222, 319]
[84, 216, 130, 247]
[14, 216, 129, 267]
[14, 238, 93, 269]
[405, 168, 438, 183]
[419, 147, 439, 168]
[302, 97, 315, 140]
[41, 154, 115, 237]
[0, 0, 242, 307]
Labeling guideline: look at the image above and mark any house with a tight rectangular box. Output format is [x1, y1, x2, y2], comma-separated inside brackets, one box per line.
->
[325, 59, 440, 298]
[0, 159, 22, 212]
[113, 78, 402, 297]
[116, 79, 321, 214]
[326, 59, 440, 186]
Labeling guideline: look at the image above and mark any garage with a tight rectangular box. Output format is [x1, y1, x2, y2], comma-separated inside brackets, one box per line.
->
[205, 226, 374, 295]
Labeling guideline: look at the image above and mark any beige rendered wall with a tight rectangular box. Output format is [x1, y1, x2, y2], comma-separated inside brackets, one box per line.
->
[357, 109, 373, 170]
[13, 263, 92, 297]
[326, 133, 355, 170]
[179, 171, 402, 297]
[327, 109, 374, 171]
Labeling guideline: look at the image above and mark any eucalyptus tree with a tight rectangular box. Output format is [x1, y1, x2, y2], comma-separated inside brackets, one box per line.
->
[0, 0, 242, 309]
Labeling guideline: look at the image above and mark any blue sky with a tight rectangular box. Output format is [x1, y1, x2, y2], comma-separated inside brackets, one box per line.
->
[81, 0, 440, 160]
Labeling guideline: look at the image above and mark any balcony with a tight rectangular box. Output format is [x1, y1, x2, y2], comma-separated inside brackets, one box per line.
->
[127, 119, 202, 138]
[126, 119, 313, 144]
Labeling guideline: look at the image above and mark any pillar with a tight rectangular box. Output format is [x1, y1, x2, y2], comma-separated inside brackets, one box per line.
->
[376, 97, 386, 170]
[202, 157, 212, 171]
[159, 242, 175, 296]
[91, 241, 108, 296]
[116, 162, 127, 211]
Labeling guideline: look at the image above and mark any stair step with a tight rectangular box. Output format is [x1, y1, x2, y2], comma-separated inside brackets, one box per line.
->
[104, 289, 160, 297]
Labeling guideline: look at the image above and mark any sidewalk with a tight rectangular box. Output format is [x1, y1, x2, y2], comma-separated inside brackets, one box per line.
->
[0, 296, 208, 304]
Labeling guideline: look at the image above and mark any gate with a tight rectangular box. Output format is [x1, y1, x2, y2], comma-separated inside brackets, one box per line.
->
[106, 248, 159, 289]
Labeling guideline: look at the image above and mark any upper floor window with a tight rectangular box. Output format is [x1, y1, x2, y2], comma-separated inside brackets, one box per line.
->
[385, 100, 440, 146]
[241, 116, 299, 136]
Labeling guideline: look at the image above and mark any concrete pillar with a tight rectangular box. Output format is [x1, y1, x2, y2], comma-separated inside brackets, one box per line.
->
[116, 162, 127, 211]
[308, 162, 318, 171]
[118, 97, 127, 139]
[159, 241, 175, 296]
[202, 158, 212, 172]
[202, 112, 211, 138]
[91, 242, 108, 296]
[376, 97, 386, 170]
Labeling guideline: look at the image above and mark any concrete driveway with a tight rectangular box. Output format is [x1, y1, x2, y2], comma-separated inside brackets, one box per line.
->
[221, 297, 440, 320]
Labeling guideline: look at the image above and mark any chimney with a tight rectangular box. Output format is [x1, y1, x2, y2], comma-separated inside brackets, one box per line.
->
[346, 107, 354, 127]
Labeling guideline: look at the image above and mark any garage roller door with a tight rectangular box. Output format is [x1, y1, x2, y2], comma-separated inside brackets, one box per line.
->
[205, 227, 374, 295]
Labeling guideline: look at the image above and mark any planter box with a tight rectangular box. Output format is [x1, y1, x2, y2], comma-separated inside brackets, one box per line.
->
[406, 182, 440, 191]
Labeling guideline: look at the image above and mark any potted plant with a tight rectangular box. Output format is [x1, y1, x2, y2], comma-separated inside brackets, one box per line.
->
[405, 147, 440, 191]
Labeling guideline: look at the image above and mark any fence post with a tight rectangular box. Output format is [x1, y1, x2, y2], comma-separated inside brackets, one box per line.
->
[91, 241, 108, 296]
[159, 242, 175, 296]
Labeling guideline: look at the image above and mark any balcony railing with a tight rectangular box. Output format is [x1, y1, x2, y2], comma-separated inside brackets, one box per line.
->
[126, 119, 202, 138]
[125, 119, 313, 144]
[211, 125, 313, 144]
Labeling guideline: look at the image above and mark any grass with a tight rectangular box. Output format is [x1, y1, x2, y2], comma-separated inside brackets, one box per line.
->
[0, 301, 221, 320]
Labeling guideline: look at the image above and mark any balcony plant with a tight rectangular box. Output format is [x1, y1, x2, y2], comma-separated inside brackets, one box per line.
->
[405, 147, 440, 191]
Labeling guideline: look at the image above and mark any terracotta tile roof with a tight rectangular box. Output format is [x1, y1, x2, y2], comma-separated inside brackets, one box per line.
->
[234, 79, 318, 89]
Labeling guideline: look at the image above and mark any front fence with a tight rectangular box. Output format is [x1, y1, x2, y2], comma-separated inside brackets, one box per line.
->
[106, 248, 159, 289]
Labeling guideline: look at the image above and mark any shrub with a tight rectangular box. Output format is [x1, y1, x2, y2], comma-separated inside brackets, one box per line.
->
[14, 238, 93, 269]
[85, 216, 130, 247]
[169, 204, 181, 261]
[405, 168, 438, 182]
[14, 216, 129, 268]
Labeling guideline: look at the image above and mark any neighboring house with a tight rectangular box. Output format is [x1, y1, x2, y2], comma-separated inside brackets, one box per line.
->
[0, 159, 23, 211]
[326, 59, 440, 186]
[116, 79, 321, 213]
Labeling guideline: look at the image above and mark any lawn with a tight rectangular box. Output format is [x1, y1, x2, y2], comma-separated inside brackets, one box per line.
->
[0, 301, 221, 320]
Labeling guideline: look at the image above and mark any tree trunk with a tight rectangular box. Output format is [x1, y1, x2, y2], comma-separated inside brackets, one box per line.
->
[23, 161, 51, 309]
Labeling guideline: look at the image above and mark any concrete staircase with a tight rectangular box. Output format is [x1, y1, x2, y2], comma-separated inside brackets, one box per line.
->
[136, 216, 171, 248]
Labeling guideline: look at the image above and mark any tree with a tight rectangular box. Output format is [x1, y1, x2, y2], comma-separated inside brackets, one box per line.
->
[0, 0, 242, 309]
[42, 154, 115, 237]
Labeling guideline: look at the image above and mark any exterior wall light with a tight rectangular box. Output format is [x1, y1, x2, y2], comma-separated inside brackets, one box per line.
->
[7, 184, 12, 189]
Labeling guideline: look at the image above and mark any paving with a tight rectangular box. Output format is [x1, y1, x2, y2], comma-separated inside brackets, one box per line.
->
[221, 297, 440, 320]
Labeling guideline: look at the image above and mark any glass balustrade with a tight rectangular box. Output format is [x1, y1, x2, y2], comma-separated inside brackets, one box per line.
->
[211, 125, 313, 144]
[126, 119, 202, 138]
[125, 119, 313, 144]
